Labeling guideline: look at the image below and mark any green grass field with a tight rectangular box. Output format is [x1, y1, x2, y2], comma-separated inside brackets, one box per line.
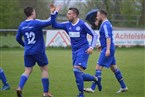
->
[0, 47, 144, 97]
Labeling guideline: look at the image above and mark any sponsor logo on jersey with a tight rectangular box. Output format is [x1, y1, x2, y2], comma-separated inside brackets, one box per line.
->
[76, 26, 80, 31]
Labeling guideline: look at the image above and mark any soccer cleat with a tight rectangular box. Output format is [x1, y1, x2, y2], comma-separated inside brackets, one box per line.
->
[116, 87, 128, 93]
[84, 88, 95, 93]
[43, 92, 53, 97]
[16, 90, 23, 97]
[1, 84, 10, 91]
[77, 93, 84, 97]
[94, 77, 102, 91]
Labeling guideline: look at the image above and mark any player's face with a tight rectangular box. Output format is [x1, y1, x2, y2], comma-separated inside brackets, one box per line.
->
[32, 9, 36, 19]
[96, 12, 101, 21]
[66, 10, 76, 22]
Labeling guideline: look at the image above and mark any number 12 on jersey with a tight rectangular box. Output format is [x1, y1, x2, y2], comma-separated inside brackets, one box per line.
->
[25, 32, 36, 44]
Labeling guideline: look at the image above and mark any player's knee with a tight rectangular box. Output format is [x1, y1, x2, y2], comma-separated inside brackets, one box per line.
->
[96, 64, 103, 70]
[24, 68, 32, 75]
[73, 68, 82, 73]
[110, 65, 117, 71]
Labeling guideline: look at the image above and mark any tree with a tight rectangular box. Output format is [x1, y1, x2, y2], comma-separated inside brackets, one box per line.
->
[0, 0, 21, 29]
[139, 0, 145, 25]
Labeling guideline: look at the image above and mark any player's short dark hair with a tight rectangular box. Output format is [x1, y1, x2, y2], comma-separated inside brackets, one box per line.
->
[99, 9, 107, 16]
[24, 7, 34, 17]
[69, 7, 79, 17]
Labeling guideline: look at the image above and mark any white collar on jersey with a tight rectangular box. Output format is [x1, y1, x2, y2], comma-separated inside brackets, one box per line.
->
[100, 19, 108, 28]
[102, 19, 108, 24]
[25, 19, 34, 21]
[71, 19, 80, 26]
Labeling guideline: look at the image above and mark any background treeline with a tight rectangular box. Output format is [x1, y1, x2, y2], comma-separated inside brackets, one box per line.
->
[0, 0, 144, 29]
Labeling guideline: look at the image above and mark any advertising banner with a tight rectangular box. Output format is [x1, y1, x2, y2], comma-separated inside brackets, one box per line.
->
[46, 30, 145, 47]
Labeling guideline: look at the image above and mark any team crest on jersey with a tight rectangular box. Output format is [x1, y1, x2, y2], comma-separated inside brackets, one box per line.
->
[76, 26, 80, 31]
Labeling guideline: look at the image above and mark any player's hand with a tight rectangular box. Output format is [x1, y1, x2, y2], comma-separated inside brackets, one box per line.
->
[105, 50, 110, 57]
[49, 3, 56, 13]
[86, 47, 93, 54]
[56, 4, 62, 12]
[96, 45, 101, 51]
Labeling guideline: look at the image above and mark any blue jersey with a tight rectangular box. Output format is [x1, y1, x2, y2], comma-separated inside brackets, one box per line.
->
[51, 11, 98, 51]
[99, 19, 114, 48]
[16, 18, 51, 55]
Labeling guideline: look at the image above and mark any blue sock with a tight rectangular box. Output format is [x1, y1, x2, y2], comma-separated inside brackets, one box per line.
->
[0, 68, 8, 85]
[114, 69, 126, 88]
[91, 70, 102, 90]
[73, 68, 84, 95]
[82, 73, 95, 81]
[42, 78, 49, 93]
[18, 74, 28, 89]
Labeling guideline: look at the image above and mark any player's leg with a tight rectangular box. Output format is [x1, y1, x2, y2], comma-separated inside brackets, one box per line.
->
[84, 64, 103, 92]
[110, 64, 128, 93]
[16, 55, 35, 97]
[36, 53, 52, 97]
[16, 67, 33, 97]
[81, 52, 98, 82]
[0, 68, 10, 91]
[73, 49, 98, 97]
[73, 66, 85, 97]
[40, 65, 52, 97]
[85, 49, 107, 92]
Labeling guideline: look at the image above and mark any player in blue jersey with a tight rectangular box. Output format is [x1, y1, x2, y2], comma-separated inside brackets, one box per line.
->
[84, 10, 128, 93]
[16, 7, 52, 97]
[0, 68, 10, 91]
[50, 4, 99, 97]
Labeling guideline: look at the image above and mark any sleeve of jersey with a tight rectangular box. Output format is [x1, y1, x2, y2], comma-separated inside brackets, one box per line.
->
[84, 23, 98, 49]
[103, 24, 111, 38]
[51, 11, 66, 29]
[36, 17, 51, 27]
[16, 27, 24, 47]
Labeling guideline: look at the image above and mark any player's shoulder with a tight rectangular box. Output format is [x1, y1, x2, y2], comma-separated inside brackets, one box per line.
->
[104, 20, 111, 25]
[78, 19, 86, 24]
[35, 18, 51, 22]
[19, 21, 26, 28]
[78, 19, 89, 27]
[102, 20, 112, 27]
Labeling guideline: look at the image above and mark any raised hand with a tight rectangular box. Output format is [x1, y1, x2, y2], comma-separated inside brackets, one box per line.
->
[49, 3, 56, 13]
[55, 4, 62, 12]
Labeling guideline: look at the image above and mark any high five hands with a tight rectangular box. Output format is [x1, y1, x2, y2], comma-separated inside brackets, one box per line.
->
[49, 3, 62, 13]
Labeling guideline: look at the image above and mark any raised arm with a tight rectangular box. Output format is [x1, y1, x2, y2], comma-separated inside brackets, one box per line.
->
[16, 27, 24, 47]
[36, 17, 51, 28]
[51, 11, 66, 29]
[50, 4, 66, 29]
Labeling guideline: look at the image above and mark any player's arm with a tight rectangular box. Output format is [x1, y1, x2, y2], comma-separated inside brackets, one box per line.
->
[50, 4, 66, 29]
[103, 24, 111, 57]
[51, 11, 66, 29]
[84, 23, 98, 49]
[16, 27, 24, 47]
[36, 17, 51, 27]
[84, 22, 98, 54]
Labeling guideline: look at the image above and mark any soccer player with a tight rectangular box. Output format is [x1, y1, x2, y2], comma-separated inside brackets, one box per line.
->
[84, 10, 128, 93]
[0, 68, 10, 91]
[50, 4, 100, 97]
[16, 7, 52, 97]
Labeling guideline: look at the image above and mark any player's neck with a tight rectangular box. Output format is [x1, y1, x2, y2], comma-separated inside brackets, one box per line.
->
[27, 16, 34, 20]
[102, 17, 107, 22]
[72, 18, 79, 24]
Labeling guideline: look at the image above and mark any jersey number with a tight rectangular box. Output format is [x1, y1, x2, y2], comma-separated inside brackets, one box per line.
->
[25, 32, 36, 44]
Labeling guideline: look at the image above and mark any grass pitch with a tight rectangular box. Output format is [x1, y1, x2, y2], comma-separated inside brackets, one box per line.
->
[0, 47, 144, 97]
